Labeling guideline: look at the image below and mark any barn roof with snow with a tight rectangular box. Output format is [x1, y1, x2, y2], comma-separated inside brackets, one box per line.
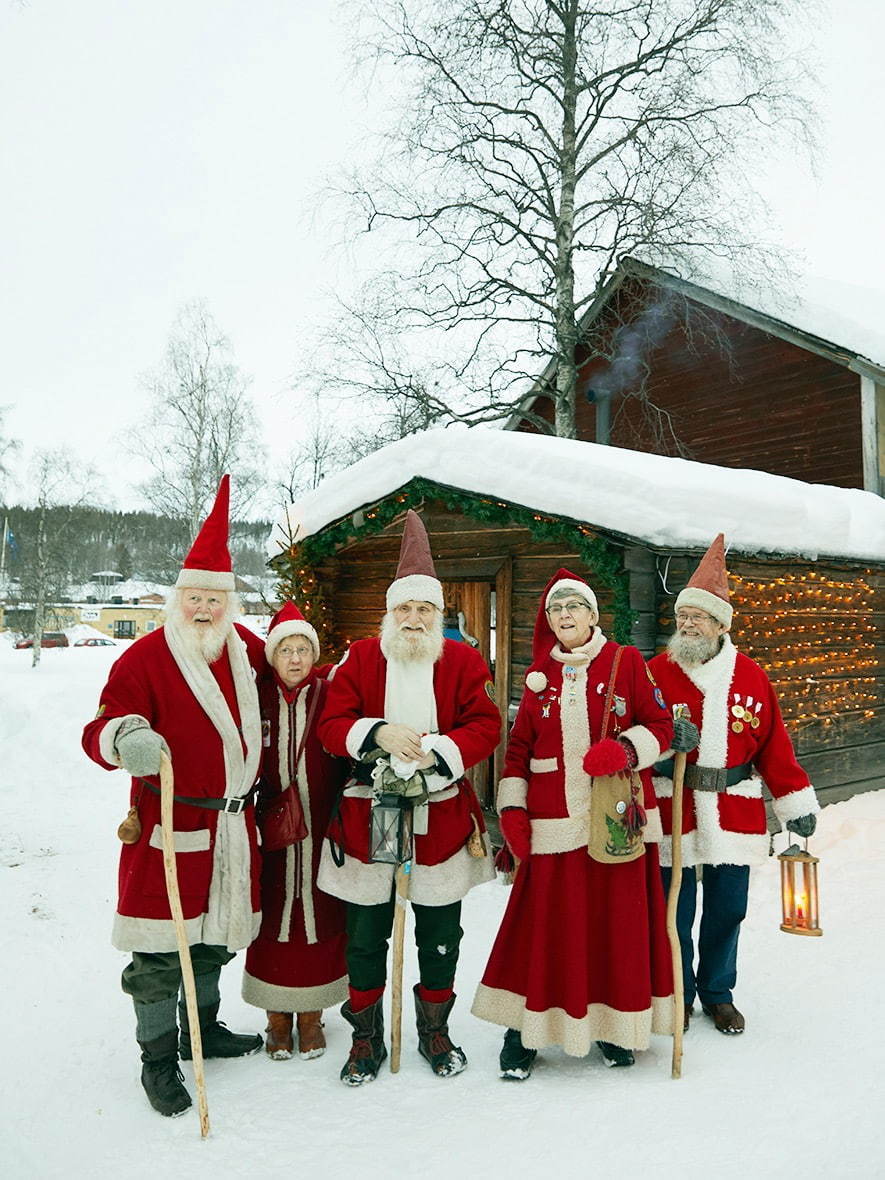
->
[272, 427, 885, 565]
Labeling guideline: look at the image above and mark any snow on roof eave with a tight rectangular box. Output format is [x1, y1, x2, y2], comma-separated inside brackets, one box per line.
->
[508, 258, 885, 426]
[269, 429, 885, 567]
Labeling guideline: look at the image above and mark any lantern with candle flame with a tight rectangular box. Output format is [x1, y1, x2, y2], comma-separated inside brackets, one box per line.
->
[777, 842, 822, 936]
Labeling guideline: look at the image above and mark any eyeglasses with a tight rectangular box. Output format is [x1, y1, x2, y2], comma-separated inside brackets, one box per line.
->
[547, 601, 590, 617]
[675, 610, 715, 625]
[278, 643, 312, 658]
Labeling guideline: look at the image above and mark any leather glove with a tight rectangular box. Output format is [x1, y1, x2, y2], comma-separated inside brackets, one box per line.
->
[671, 717, 700, 753]
[583, 737, 630, 777]
[786, 813, 817, 838]
[115, 726, 169, 777]
[499, 807, 531, 861]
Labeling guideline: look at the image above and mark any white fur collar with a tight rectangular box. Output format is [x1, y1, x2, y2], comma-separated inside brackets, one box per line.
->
[550, 627, 608, 667]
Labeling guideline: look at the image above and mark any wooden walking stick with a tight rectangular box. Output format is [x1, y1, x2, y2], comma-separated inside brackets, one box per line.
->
[666, 747, 687, 1080]
[389, 860, 411, 1073]
[159, 750, 210, 1137]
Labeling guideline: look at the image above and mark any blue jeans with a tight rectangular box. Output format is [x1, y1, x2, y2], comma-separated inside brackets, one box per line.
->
[660, 864, 750, 1006]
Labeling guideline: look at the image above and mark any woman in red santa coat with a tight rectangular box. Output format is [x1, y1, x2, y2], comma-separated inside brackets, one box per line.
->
[472, 569, 675, 1078]
[242, 603, 349, 1060]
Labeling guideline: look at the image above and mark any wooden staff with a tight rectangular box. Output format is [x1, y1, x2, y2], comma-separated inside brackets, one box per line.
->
[160, 751, 210, 1137]
[666, 749, 687, 1080]
[389, 860, 411, 1073]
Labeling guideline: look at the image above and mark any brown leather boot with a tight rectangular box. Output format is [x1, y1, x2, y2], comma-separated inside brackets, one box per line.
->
[265, 1011, 294, 1060]
[297, 1011, 326, 1059]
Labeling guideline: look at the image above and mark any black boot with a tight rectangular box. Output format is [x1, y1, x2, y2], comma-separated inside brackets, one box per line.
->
[499, 1027, 536, 1081]
[139, 1029, 192, 1117]
[413, 986, 467, 1077]
[340, 997, 387, 1086]
[596, 1040, 635, 1068]
[179, 1000, 263, 1060]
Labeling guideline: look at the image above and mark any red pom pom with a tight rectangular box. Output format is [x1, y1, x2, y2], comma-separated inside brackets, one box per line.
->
[583, 738, 630, 777]
[499, 808, 532, 861]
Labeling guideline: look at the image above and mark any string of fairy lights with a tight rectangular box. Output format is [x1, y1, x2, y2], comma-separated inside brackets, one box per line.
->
[727, 569, 880, 731]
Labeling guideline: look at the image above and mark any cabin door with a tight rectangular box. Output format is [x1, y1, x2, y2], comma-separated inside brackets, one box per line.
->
[441, 571, 516, 811]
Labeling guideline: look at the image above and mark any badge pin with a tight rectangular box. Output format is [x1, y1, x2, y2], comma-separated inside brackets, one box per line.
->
[731, 704, 744, 718]
[731, 720, 744, 734]
[616, 801, 627, 815]
[750, 716, 760, 729]
[613, 695, 627, 717]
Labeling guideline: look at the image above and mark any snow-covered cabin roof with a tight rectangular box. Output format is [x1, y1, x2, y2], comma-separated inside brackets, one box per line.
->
[272, 427, 885, 564]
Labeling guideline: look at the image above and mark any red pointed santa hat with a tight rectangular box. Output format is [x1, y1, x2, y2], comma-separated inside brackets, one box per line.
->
[675, 532, 733, 628]
[386, 509, 444, 611]
[265, 600, 320, 663]
[175, 475, 235, 591]
[524, 567, 599, 690]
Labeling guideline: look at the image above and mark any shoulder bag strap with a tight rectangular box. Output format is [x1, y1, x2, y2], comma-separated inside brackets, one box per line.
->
[599, 645, 624, 741]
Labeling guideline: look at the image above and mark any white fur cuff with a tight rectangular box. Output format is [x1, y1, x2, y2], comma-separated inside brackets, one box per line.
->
[422, 733, 465, 782]
[345, 717, 386, 760]
[496, 776, 528, 810]
[98, 713, 150, 768]
[772, 784, 820, 825]
[620, 724, 663, 771]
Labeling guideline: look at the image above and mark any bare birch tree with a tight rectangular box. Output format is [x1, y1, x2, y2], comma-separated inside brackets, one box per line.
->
[132, 302, 266, 540]
[26, 449, 99, 668]
[332, 0, 813, 437]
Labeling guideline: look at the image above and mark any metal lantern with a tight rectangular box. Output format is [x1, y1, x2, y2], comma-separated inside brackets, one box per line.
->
[369, 793, 413, 865]
[777, 842, 823, 937]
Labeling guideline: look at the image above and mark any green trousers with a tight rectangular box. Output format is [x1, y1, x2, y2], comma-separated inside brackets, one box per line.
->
[122, 945, 235, 1005]
[346, 899, 463, 991]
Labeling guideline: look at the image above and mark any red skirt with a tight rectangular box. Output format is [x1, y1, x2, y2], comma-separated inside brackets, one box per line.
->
[472, 845, 674, 1054]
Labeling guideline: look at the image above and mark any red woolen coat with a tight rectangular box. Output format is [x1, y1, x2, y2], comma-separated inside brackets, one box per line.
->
[472, 629, 675, 1054]
[649, 637, 819, 867]
[82, 623, 265, 952]
[317, 636, 501, 906]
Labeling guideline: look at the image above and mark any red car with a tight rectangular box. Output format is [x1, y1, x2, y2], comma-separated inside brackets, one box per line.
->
[14, 632, 70, 649]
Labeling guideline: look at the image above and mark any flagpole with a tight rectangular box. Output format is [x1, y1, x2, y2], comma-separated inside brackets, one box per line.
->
[0, 515, 7, 580]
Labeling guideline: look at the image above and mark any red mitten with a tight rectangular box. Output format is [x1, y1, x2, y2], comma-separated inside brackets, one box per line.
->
[499, 807, 531, 861]
[583, 737, 630, 777]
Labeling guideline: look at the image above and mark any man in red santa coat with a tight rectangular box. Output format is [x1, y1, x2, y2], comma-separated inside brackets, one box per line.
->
[317, 510, 501, 1085]
[649, 534, 819, 1036]
[82, 476, 266, 1117]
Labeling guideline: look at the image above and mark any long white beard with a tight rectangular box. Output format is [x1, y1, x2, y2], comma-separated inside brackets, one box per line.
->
[668, 631, 721, 669]
[164, 591, 238, 664]
[380, 612, 444, 664]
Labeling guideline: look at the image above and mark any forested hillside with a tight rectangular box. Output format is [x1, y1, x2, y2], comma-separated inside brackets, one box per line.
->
[0, 503, 272, 598]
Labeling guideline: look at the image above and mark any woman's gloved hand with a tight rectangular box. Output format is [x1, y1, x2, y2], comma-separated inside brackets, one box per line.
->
[583, 737, 631, 777]
[499, 807, 531, 861]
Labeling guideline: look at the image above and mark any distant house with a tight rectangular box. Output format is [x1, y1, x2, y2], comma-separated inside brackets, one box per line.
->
[510, 258, 885, 495]
[270, 428, 885, 810]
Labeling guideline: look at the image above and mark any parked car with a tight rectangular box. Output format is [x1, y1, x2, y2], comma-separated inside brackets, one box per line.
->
[14, 632, 69, 649]
[73, 637, 117, 647]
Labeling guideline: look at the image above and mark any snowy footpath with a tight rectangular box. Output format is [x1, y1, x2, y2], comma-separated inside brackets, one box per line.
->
[2, 642, 883, 1179]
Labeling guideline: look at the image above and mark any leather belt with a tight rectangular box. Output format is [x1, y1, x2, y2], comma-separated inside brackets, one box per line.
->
[653, 761, 753, 792]
[140, 778, 255, 814]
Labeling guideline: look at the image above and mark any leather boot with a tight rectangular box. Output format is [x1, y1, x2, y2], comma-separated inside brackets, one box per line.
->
[413, 986, 467, 1078]
[179, 1000, 263, 1060]
[265, 1011, 294, 1060]
[340, 997, 387, 1086]
[596, 1040, 635, 1068]
[139, 1029, 192, 1117]
[296, 1011, 326, 1060]
[499, 1027, 536, 1081]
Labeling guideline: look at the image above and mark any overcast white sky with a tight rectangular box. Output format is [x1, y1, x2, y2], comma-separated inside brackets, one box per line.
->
[2, 0, 884, 514]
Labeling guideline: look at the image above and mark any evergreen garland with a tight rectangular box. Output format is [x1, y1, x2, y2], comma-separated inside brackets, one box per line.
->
[269, 477, 635, 646]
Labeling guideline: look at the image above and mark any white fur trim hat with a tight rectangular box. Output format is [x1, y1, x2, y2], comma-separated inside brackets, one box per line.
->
[175, 474, 236, 592]
[386, 510, 444, 612]
[265, 602, 320, 662]
[675, 533, 733, 629]
[544, 577, 598, 613]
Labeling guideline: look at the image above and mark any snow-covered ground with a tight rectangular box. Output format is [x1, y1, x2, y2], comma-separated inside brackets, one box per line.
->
[2, 643, 882, 1179]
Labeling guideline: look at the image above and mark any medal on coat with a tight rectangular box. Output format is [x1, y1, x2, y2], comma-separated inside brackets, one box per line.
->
[613, 694, 627, 717]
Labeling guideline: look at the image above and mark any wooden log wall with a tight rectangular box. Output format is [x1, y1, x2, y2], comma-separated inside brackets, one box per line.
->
[315, 501, 629, 699]
[521, 276, 865, 489]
